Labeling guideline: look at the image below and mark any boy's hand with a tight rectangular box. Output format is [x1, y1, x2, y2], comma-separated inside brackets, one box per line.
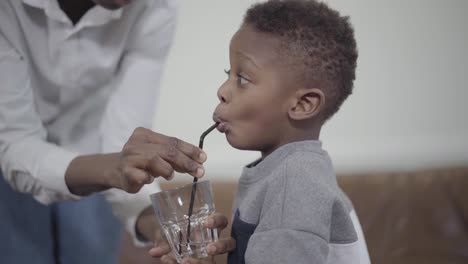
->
[149, 213, 236, 264]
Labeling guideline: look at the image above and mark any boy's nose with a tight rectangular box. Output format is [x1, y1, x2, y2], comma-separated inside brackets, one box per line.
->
[217, 82, 230, 103]
[218, 94, 226, 103]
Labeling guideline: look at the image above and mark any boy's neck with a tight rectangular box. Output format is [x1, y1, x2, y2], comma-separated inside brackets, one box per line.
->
[260, 125, 321, 158]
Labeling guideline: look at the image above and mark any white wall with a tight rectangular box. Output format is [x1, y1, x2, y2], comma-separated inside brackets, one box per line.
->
[154, 0, 468, 180]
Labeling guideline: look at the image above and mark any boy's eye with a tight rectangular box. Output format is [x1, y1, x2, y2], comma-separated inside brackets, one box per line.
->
[237, 74, 249, 86]
[224, 68, 250, 86]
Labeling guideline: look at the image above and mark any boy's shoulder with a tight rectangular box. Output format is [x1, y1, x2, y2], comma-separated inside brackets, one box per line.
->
[261, 142, 342, 200]
[280, 149, 353, 212]
[256, 147, 356, 238]
[270, 146, 337, 191]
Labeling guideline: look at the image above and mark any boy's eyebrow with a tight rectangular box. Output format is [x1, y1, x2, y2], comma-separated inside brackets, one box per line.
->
[235, 50, 260, 69]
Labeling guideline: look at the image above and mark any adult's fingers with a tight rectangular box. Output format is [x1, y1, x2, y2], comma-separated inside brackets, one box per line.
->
[180, 257, 215, 264]
[160, 255, 178, 264]
[126, 128, 207, 179]
[169, 136, 207, 164]
[128, 142, 204, 178]
[148, 243, 171, 258]
[204, 213, 229, 233]
[148, 229, 172, 258]
[155, 142, 205, 178]
[146, 155, 175, 180]
[132, 128, 206, 164]
[148, 244, 179, 264]
[125, 144, 183, 180]
[206, 238, 236, 256]
[121, 167, 153, 193]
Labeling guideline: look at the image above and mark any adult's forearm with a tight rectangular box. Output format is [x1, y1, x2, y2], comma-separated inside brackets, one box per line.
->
[64, 153, 120, 196]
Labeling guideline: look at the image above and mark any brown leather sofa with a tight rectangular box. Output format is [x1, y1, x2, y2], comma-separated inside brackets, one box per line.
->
[120, 167, 468, 264]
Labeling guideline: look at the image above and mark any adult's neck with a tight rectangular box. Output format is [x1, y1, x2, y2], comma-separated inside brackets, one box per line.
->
[57, 0, 96, 25]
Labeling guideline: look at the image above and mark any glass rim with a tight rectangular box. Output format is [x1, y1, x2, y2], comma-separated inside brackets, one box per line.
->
[149, 179, 211, 199]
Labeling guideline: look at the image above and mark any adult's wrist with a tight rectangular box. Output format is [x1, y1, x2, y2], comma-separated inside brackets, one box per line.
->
[64, 152, 120, 196]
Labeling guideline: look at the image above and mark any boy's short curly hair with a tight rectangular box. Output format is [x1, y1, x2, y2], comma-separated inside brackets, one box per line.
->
[244, 0, 358, 121]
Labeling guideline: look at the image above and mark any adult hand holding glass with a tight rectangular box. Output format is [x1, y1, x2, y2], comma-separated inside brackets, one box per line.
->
[148, 212, 236, 264]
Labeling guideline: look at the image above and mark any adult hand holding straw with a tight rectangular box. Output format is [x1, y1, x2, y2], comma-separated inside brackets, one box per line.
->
[66, 127, 207, 195]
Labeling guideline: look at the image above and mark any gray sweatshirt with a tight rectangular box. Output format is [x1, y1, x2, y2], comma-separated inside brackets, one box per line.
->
[227, 140, 370, 264]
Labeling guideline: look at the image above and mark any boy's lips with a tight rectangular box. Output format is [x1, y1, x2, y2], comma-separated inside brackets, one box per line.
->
[217, 122, 228, 133]
[213, 114, 228, 133]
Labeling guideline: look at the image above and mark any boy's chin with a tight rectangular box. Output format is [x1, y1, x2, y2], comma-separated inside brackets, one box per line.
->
[225, 134, 240, 149]
[226, 134, 255, 151]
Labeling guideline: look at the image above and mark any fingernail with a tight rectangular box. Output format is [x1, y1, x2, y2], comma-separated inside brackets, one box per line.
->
[199, 152, 207, 162]
[196, 167, 204, 178]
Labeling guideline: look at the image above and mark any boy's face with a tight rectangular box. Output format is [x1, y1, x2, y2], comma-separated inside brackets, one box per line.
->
[213, 24, 297, 155]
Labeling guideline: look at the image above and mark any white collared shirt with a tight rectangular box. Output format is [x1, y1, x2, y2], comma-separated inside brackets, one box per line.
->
[0, 0, 177, 241]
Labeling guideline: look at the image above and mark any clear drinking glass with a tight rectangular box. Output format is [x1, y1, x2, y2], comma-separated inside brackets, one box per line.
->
[150, 180, 218, 263]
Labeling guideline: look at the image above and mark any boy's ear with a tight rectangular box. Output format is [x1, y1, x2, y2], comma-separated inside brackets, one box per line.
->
[288, 88, 325, 121]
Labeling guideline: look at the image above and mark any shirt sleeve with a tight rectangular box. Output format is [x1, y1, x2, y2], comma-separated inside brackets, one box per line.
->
[0, 31, 81, 204]
[98, 1, 177, 244]
[99, 1, 177, 154]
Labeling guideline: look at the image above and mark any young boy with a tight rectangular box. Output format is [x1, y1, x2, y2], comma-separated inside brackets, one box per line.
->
[212, 0, 371, 263]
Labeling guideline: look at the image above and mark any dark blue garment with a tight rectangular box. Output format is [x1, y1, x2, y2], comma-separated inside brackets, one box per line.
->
[228, 209, 257, 264]
[0, 171, 122, 264]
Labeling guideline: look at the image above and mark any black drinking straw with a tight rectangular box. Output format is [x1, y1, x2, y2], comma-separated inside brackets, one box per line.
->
[183, 122, 219, 252]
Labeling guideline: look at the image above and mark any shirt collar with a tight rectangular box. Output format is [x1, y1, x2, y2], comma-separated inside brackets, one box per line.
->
[22, 0, 123, 27]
